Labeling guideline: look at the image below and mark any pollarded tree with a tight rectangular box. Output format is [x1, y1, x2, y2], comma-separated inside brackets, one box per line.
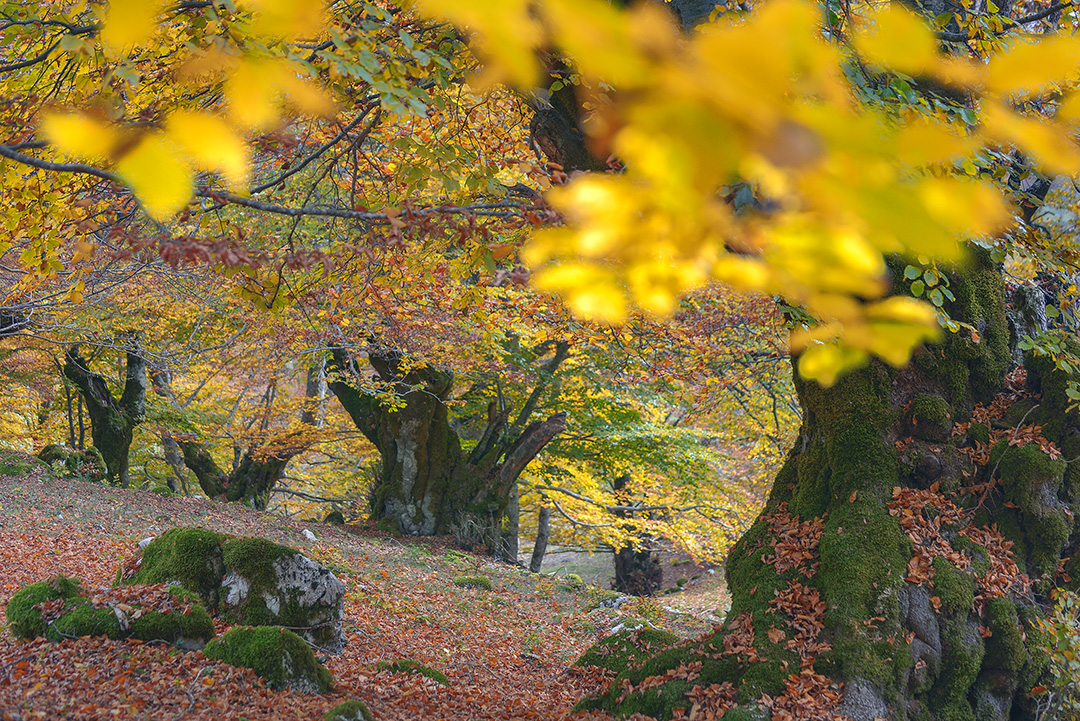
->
[327, 342, 567, 560]
[62, 337, 146, 487]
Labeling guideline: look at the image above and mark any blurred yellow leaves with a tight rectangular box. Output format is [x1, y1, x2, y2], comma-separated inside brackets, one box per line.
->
[853, 5, 937, 76]
[100, 0, 166, 52]
[166, 112, 250, 192]
[415, 0, 1080, 385]
[114, 135, 193, 220]
[41, 114, 118, 161]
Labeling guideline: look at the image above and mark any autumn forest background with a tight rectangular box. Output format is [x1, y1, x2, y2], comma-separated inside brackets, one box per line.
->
[6, 0, 1080, 718]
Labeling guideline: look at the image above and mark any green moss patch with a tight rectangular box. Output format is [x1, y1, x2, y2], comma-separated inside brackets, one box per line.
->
[128, 528, 227, 609]
[910, 394, 952, 442]
[203, 626, 333, 693]
[376, 658, 450, 686]
[324, 700, 374, 721]
[6, 576, 214, 647]
[575, 629, 680, 673]
[452, 575, 492, 591]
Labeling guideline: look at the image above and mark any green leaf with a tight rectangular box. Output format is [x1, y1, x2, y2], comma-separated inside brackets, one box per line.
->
[911, 280, 925, 297]
[903, 265, 921, 280]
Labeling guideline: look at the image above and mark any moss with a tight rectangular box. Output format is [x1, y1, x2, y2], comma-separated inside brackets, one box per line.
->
[984, 597, 1026, 673]
[324, 700, 374, 721]
[910, 394, 952, 441]
[5, 576, 83, 639]
[49, 604, 121, 640]
[129, 603, 215, 646]
[816, 499, 911, 695]
[202, 626, 333, 693]
[375, 517, 402, 537]
[129, 528, 227, 609]
[575, 629, 679, 672]
[931, 617, 984, 719]
[931, 557, 975, 617]
[221, 537, 295, 591]
[966, 424, 990, 446]
[0, 449, 41, 476]
[452, 575, 491, 591]
[998, 444, 1071, 580]
[376, 658, 450, 686]
[324, 510, 346, 525]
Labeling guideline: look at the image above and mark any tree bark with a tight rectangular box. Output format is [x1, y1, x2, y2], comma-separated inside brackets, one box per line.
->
[611, 473, 663, 596]
[62, 339, 146, 487]
[328, 345, 567, 560]
[530, 505, 552, 573]
[581, 251, 1070, 720]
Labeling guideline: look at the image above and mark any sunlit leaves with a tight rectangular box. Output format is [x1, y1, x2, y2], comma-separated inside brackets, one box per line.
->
[853, 4, 938, 76]
[986, 35, 1080, 96]
[40, 114, 119, 161]
[114, 135, 193, 220]
[166, 113, 250, 192]
[100, 0, 165, 52]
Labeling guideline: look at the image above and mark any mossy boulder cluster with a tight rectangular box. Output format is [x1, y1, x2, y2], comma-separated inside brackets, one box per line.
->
[127, 527, 346, 653]
[203, 626, 334, 694]
[36, 444, 107, 482]
[6, 575, 214, 648]
[324, 700, 374, 721]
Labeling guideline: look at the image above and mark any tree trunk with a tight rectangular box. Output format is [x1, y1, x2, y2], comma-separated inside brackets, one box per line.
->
[530, 505, 552, 573]
[62, 340, 146, 487]
[611, 473, 663, 596]
[177, 436, 300, 510]
[581, 251, 1071, 720]
[328, 345, 567, 560]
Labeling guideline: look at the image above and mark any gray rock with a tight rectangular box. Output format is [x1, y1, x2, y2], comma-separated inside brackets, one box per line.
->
[836, 678, 888, 721]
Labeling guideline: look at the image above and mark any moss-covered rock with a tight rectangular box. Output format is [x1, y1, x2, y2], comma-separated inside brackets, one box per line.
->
[324, 700, 374, 721]
[202, 626, 333, 693]
[376, 658, 450, 686]
[575, 629, 680, 673]
[128, 527, 227, 609]
[452, 575, 492, 591]
[126, 527, 347, 653]
[36, 444, 107, 482]
[910, 394, 952, 442]
[6, 576, 214, 648]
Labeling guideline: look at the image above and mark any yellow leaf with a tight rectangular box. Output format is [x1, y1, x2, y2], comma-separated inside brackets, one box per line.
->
[115, 135, 193, 220]
[101, 0, 165, 52]
[280, 71, 338, 118]
[410, 0, 543, 87]
[895, 119, 973, 167]
[982, 102, 1080, 175]
[41, 113, 119, 160]
[225, 59, 282, 130]
[986, 36, 1080, 96]
[167, 112, 250, 192]
[531, 263, 626, 323]
[241, 0, 325, 39]
[797, 343, 868, 387]
[854, 5, 937, 75]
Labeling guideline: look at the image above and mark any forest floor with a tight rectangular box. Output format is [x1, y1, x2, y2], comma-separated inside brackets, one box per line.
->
[0, 469, 726, 720]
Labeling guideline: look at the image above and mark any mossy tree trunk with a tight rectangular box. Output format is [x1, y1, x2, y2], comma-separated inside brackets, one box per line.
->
[581, 251, 1076, 720]
[328, 345, 567, 561]
[149, 368, 307, 509]
[62, 339, 146, 487]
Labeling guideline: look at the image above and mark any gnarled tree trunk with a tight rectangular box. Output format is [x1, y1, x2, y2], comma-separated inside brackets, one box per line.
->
[579, 251, 1074, 720]
[62, 339, 146, 487]
[328, 344, 567, 561]
[612, 473, 664, 596]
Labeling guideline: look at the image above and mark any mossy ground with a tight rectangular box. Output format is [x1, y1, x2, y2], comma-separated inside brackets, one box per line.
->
[202, 626, 333, 693]
[376, 658, 450, 686]
[324, 699, 374, 721]
[452, 574, 492, 591]
[574, 628, 680, 673]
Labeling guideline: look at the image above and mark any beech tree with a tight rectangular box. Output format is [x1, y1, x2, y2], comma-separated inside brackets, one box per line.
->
[327, 342, 568, 559]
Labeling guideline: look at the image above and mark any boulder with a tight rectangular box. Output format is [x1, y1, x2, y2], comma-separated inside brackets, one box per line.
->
[6, 575, 214, 649]
[125, 527, 346, 653]
[202, 626, 333, 693]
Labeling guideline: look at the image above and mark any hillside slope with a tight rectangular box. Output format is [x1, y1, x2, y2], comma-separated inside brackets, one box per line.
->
[0, 469, 713, 720]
